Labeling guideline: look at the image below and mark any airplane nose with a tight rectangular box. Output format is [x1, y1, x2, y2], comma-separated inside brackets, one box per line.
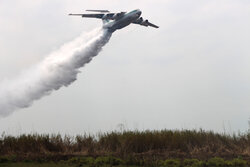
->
[138, 11, 142, 16]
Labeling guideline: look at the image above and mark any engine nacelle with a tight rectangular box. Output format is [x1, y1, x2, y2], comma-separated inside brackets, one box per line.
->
[137, 17, 143, 23]
[141, 20, 149, 26]
[102, 14, 108, 19]
[113, 13, 123, 19]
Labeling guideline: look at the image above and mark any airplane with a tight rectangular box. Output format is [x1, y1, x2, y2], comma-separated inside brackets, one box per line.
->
[69, 9, 159, 32]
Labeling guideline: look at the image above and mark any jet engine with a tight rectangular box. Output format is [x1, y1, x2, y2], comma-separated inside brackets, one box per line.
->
[141, 19, 149, 26]
[102, 14, 108, 19]
[114, 13, 121, 18]
[137, 17, 143, 23]
[113, 12, 126, 19]
[136, 17, 149, 26]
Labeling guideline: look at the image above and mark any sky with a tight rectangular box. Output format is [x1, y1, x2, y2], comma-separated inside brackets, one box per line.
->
[0, 0, 250, 135]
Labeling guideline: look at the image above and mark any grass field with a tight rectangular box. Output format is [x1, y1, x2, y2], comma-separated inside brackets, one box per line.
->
[0, 158, 248, 167]
[0, 162, 77, 167]
[0, 129, 250, 166]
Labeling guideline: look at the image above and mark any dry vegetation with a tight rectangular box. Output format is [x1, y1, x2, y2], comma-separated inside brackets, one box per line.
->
[0, 129, 250, 162]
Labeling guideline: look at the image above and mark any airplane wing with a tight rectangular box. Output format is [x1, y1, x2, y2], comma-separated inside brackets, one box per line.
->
[69, 11, 126, 20]
[69, 13, 105, 19]
[133, 17, 159, 28]
[86, 10, 110, 13]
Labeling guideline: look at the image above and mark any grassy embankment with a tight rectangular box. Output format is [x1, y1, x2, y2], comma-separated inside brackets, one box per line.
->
[0, 129, 250, 166]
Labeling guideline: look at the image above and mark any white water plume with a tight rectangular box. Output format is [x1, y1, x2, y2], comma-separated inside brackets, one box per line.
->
[0, 28, 112, 117]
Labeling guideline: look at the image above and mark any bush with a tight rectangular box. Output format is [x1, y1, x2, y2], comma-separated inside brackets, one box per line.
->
[95, 157, 110, 166]
[231, 158, 247, 167]
[183, 159, 204, 167]
[95, 156, 123, 166]
[0, 156, 9, 163]
[164, 159, 181, 167]
[67, 157, 95, 166]
[207, 157, 226, 166]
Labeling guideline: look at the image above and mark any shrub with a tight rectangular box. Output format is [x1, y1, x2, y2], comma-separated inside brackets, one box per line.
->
[164, 159, 181, 167]
[207, 157, 226, 166]
[231, 158, 247, 167]
[95, 156, 123, 166]
[95, 157, 110, 166]
[0, 156, 9, 163]
[183, 159, 204, 167]
[67, 157, 95, 166]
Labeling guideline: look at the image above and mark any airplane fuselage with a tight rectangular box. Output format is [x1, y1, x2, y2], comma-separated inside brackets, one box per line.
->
[103, 9, 142, 32]
[69, 9, 159, 31]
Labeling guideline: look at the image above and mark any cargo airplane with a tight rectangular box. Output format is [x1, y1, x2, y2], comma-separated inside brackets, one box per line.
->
[69, 9, 159, 32]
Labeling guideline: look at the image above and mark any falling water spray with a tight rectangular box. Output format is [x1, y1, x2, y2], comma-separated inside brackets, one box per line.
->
[0, 28, 112, 117]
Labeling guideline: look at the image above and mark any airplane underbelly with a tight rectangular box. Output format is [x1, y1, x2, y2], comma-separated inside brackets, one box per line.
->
[107, 16, 134, 32]
[115, 22, 131, 29]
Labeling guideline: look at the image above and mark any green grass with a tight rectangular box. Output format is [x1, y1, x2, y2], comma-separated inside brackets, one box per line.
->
[0, 162, 77, 167]
[64, 157, 248, 167]
[0, 164, 137, 167]
[0, 158, 248, 167]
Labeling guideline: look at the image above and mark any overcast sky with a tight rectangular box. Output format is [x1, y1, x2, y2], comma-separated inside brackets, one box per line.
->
[0, 0, 250, 135]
